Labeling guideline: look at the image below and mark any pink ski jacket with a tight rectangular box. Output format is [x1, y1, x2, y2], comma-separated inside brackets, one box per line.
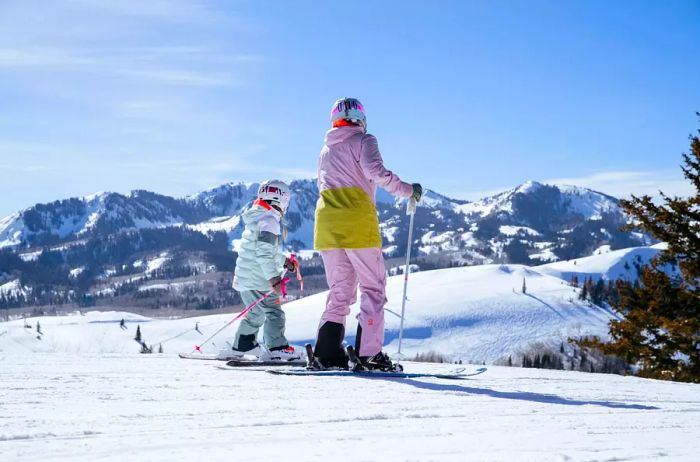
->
[314, 125, 413, 250]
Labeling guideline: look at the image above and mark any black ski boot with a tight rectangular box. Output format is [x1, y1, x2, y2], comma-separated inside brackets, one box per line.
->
[305, 344, 322, 370]
[312, 321, 349, 370]
[362, 351, 402, 372]
[350, 324, 403, 372]
[230, 334, 261, 358]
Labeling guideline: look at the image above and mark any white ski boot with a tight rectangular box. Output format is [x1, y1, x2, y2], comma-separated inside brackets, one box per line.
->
[260, 345, 302, 362]
[216, 341, 261, 361]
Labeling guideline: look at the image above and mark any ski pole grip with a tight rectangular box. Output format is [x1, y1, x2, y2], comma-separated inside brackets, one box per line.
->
[407, 198, 417, 215]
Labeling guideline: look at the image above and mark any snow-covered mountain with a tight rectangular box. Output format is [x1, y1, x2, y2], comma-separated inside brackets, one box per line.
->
[0, 179, 650, 310]
[0, 179, 641, 256]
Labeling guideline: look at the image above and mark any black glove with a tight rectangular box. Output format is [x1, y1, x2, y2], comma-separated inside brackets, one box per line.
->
[411, 183, 423, 202]
[284, 257, 297, 272]
[269, 276, 282, 293]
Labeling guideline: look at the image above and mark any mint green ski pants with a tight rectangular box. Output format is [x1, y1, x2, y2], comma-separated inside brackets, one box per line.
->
[233, 290, 288, 350]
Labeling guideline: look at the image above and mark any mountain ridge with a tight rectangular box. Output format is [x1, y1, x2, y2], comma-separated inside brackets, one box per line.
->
[0, 179, 651, 311]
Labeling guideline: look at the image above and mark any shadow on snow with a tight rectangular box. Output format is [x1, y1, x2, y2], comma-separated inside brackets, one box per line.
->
[372, 377, 659, 410]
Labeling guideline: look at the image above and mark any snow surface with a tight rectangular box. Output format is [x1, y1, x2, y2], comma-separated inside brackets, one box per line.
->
[0, 212, 24, 248]
[537, 245, 669, 282]
[0, 279, 25, 296]
[69, 267, 86, 278]
[1, 354, 698, 461]
[499, 225, 541, 236]
[2, 258, 699, 461]
[138, 281, 198, 292]
[145, 254, 169, 273]
[188, 215, 241, 235]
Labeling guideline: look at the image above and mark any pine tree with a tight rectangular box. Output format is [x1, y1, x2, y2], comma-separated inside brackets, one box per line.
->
[158, 344, 163, 354]
[135, 325, 141, 342]
[580, 116, 700, 383]
[590, 279, 606, 305]
[579, 283, 588, 301]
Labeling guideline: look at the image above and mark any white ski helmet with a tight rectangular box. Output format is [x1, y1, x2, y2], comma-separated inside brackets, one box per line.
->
[257, 180, 290, 212]
[330, 97, 366, 130]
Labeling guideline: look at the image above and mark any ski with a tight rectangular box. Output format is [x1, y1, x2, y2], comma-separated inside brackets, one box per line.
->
[266, 366, 487, 380]
[179, 352, 232, 361]
[224, 359, 307, 367]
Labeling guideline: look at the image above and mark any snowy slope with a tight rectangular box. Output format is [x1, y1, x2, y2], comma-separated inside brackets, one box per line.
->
[1, 263, 613, 363]
[3, 256, 698, 461]
[537, 243, 670, 282]
[1, 354, 698, 461]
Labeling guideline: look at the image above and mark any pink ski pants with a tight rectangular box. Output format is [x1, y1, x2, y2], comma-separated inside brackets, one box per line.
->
[320, 247, 387, 357]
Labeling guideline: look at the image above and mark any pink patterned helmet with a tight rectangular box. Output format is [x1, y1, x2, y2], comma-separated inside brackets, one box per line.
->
[330, 97, 366, 129]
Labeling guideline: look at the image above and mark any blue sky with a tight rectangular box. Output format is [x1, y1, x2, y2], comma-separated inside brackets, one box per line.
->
[1, 0, 699, 217]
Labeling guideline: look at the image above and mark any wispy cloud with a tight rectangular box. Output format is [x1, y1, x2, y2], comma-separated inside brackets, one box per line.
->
[0, 46, 243, 88]
[65, 0, 223, 23]
[457, 169, 693, 202]
[543, 170, 693, 199]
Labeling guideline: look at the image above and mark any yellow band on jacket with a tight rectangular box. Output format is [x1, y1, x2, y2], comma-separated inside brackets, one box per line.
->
[314, 187, 382, 250]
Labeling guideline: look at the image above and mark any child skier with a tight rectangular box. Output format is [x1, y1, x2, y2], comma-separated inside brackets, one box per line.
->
[226, 180, 300, 361]
[312, 97, 422, 370]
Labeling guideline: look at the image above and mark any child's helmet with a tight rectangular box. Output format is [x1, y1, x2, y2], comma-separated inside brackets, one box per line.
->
[258, 180, 290, 212]
[330, 97, 366, 130]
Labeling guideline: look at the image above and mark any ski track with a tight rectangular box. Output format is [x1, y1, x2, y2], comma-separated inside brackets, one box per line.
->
[1, 355, 699, 461]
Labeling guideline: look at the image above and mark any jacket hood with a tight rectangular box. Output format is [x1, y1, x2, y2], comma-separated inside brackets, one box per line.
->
[324, 125, 365, 146]
[242, 203, 280, 226]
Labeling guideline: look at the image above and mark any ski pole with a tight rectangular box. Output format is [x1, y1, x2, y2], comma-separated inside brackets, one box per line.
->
[397, 197, 417, 365]
[192, 289, 274, 354]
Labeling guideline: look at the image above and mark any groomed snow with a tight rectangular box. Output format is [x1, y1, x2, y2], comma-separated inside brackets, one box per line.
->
[0, 354, 698, 461]
[2, 257, 699, 460]
[536, 245, 668, 282]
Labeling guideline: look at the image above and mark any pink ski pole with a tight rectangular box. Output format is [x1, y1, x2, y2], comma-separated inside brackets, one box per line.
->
[192, 288, 275, 354]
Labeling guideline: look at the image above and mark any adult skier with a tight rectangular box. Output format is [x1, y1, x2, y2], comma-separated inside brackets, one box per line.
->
[226, 180, 300, 361]
[312, 97, 422, 370]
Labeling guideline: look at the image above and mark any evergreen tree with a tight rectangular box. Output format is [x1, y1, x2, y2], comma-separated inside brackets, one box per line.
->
[579, 283, 588, 301]
[135, 325, 142, 342]
[590, 279, 606, 305]
[158, 344, 163, 354]
[580, 117, 700, 383]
